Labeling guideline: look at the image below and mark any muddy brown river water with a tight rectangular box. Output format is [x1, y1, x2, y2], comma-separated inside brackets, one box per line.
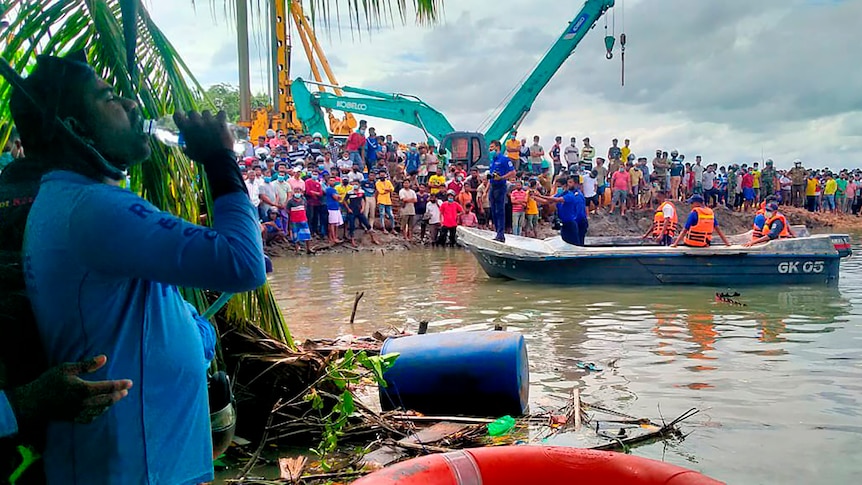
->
[261, 240, 862, 484]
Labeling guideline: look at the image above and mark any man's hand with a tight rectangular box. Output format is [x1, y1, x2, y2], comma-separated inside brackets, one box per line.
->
[173, 110, 234, 163]
[8, 355, 133, 426]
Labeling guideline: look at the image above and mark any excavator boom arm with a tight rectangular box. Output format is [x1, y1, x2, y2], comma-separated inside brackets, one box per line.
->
[484, 0, 615, 142]
[292, 78, 456, 143]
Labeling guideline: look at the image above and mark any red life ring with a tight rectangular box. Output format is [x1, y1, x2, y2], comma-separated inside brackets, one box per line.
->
[354, 446, 722, 485]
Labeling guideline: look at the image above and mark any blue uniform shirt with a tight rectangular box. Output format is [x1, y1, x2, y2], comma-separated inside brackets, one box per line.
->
[753, 213, 766, 231]
[571, 189, 588, 222]
[24, 170, 265, 484]
[489, 153, 515, 188]
[0, 392, 17, 438]
[684, 209, 720, 229]
[366, 138, 380, 163]
[557, 190, 578, 223]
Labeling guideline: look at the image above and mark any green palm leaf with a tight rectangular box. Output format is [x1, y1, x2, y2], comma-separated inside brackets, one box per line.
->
[0, 0, 292, 346]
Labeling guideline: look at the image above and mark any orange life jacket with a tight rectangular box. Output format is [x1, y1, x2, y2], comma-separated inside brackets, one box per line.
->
[684, 207, 715, 247]
[652, 201, 678, 237]
[752, 208, 766, 239]
[764, 213, 791, 239]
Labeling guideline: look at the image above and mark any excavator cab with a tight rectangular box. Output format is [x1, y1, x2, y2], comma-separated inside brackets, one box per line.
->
[440, 131, 489, 172]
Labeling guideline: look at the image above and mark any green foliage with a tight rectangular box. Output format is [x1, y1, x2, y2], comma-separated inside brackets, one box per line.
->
[306, 351, 399, 464]
[205, 83, 272, 123]
[0, 0, 292, 344]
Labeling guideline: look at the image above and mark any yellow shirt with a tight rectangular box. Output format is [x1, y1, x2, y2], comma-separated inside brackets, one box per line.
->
[525, 191, 540, 215]
[428, 174, 446, 195]
[375, 180, 395, 205]
[505, 139, 521, 162]
[629, 167, 642, 188]
[621, 146, 631, 163]
[336, 184, 350, 201]
[752, 170, 761, 189]
[824, 179, 838, 195]
[805, 178, 818, 196]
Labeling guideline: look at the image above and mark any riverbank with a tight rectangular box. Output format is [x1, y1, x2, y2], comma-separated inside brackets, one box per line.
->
[264, 203, 862, 257]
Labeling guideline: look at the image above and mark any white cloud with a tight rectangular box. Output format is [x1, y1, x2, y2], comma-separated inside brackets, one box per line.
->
[148, 0, 862, 169]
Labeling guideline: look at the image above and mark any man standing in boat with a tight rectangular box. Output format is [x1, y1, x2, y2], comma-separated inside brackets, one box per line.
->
[671, 195, 731, 248]
[488, 140, 516, 242]
[642, 191, 677, 246]
[744, 202, 793, 247]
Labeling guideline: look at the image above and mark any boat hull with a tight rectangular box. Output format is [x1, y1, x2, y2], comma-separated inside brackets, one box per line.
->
[458, 227, 848, 287]
[472, 250, 841, 286]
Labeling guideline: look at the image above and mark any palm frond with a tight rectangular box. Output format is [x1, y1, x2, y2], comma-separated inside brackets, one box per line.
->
[0, 0, 293, 347]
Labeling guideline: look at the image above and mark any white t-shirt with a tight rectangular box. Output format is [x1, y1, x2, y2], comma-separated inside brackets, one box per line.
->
[426, 200, 443, 224]
[399, 188, 417, 215]
[347, 171, 365, 183]
[563, 145, 579, 167]
[662, 202, 676, 220]
[582, 174, 598, 198]
[245, 178, 262, 207]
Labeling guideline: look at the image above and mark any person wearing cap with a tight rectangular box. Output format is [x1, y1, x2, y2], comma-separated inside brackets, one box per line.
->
[439, 189, 465, 246]
[308, 132, 325, 159]
[744, 202, 793, 246]
[761, 159, 777, 202]
[488, 140, 516, 242]
[4, 51, 265, 483]
[788, 160, 806, 208]
[672, 195, 731, 247]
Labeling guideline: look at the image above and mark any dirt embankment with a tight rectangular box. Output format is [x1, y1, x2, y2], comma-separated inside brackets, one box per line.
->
[265, 202, 861, 258]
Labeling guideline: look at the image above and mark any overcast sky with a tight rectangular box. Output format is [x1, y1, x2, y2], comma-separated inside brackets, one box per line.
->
[148, 0, 861, 169]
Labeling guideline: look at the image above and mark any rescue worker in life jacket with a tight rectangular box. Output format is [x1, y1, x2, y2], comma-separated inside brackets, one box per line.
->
[642, 191, 677, 246]
[751, 197, 796, 241]
[671, 195, 731, 247]
[744, 202, 793, 247]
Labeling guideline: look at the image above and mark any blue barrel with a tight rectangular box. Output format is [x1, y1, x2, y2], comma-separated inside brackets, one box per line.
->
[378, 331, 529, 417]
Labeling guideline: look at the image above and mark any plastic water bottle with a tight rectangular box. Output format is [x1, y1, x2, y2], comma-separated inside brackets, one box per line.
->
[142, 116, 185, 148]
[143, 116, 251, 155]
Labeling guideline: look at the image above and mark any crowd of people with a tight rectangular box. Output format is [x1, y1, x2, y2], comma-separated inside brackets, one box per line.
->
[236, 124, 862, 252]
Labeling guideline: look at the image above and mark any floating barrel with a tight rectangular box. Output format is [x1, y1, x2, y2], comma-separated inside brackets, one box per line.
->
[353, 446, 723, 485]
[378, 331, 529, 417]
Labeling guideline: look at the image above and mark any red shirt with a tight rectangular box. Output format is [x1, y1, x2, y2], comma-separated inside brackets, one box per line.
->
[440, 201, 463, 228]
[447, 180, 463, 196]
[305, 178, 323, 206]
[345, 132, 366, 151]
[287, 198, 308, 223]
[742, 173, 754, 189]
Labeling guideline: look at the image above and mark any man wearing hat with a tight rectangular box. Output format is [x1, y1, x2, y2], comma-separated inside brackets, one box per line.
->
[488, 140, 516, 242]
[788, 159, 807, 207]
[672, 195, 732, 247]
[761, 159, 777, 203]
[3, 50, 265, 483]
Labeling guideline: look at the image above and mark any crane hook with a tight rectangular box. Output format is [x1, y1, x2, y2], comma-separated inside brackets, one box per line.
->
[604, 35, 615, 59]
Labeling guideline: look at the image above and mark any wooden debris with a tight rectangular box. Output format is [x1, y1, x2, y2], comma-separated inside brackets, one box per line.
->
[278, 456, 308, 481]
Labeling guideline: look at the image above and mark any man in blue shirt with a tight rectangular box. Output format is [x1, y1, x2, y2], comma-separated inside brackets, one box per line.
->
[488, 140, 516, 242]
[365, 128, 380, 167]
[535, 177, 586, 246]
[9, 51, 265, 484]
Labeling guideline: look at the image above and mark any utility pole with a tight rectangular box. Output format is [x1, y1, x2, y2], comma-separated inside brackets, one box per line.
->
[236, 0, 252, 123]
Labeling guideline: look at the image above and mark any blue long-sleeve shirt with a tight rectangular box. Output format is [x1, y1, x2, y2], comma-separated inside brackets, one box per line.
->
[0, 392, 16, 438]
[23, 170, 265, 484]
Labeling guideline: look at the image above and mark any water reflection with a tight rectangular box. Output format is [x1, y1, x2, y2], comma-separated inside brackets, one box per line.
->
[268, 243, 862, 483]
